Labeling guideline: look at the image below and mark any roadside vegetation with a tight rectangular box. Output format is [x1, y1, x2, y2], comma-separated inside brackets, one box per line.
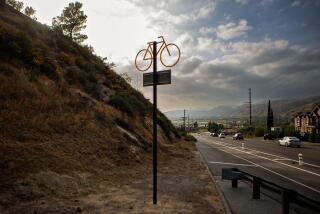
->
[181, 132, 197, 142]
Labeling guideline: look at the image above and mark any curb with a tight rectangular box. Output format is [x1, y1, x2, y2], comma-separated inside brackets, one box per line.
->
[196, 147, 233, 214]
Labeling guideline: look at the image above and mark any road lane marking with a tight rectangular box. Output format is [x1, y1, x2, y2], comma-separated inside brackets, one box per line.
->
[205, 142, 320, 194]
[238, 147, 320, 169]
[208, 139, 320, 178]
[208, 161, 257, 167]
[273, 158, 291, 161]
[201, 134, 320, 169]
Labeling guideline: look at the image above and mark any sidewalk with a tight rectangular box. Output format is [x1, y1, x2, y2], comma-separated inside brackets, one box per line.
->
[214, 176, 298, 214]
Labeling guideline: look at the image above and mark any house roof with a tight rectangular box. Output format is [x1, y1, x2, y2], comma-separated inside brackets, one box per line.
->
[295, 105, 320, 118]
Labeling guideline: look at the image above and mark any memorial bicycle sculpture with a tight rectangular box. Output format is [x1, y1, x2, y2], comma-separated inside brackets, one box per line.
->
[135, 36, 180, 71]
[134, 36, 181, 205]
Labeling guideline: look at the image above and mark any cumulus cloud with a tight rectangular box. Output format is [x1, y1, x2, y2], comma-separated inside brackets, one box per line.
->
[199, 26, 216, 35]
[116, 38, 320, 110]
[291, 0, 301, 7]
[216, 19, 252, 40]
[234, 0, 250, 5]
[260, 0, 274, 7]
[113, 0, 320, 111]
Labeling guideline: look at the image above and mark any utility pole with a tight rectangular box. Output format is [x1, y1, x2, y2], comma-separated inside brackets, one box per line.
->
[249, 88, 252, 126]
[183, 109, 186, 132]
[187, 114, 190, 132]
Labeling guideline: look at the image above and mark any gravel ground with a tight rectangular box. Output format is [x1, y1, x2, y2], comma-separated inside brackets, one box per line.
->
[2, 141, 225, 214]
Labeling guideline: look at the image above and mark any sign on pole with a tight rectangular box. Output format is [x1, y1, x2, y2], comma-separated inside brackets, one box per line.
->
[135, 36, 180, 205]
[143, 70, 171, 87]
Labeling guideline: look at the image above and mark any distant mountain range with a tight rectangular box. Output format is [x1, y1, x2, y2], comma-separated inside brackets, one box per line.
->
[165, 96, 320, 120]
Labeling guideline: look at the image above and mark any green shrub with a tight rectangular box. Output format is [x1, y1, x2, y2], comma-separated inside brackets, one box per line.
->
[76, 44, 93, 60]
[254, 127, 265, 137]
[283, 127, 300, 138]
[65, 66, 100, 97]
[184, 134, 197, 142]
[108, 92, 149, 117]
[240, 126, 254, 138]
[0, 28, 32, 62]
[158, 112, 181, 140]
[115, 118, 133, 132]
[109, 94, 135, 117]
[59, 52, 73, 65]
[0, 27, 60, 81]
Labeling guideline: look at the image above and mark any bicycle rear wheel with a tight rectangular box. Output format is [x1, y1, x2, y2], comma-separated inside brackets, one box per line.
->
[160, 43, 180, 68]
[135, 49, 153, 72]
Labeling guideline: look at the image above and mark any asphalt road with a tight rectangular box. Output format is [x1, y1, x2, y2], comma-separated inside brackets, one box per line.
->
[194, 133, 320, 209]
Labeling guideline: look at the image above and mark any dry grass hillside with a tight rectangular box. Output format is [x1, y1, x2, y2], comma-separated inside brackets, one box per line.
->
[0, 4, 185, 209]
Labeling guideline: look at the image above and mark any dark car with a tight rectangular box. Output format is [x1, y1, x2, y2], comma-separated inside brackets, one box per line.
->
[264, 133, 275, 140]
[210, 132, 218, 137]
[233, 133, 244, 140]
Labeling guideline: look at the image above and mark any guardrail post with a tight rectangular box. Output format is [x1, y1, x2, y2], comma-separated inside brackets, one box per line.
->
[252, 177, 261, 199]
[282, 189, 290, 214]
[232, 179, 238, 188]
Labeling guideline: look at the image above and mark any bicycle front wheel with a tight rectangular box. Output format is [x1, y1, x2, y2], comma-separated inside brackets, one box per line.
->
[160, 43, 181, 68]
[135, 49, 153, 72]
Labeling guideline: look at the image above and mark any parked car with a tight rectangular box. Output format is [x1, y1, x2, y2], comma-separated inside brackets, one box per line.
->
[279, 137, 301, 147]
[233, 133, 244, 140]
[219, 133, 225, 138]
[264, 133, 275, 140]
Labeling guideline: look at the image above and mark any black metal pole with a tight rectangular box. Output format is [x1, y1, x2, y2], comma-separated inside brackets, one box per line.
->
[152, 41, 157, 205]
[282, 189, 290, 214]
[252, 176, 261, 199]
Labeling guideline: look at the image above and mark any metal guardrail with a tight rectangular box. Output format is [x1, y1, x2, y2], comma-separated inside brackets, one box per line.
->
[222, 168, 320, 214]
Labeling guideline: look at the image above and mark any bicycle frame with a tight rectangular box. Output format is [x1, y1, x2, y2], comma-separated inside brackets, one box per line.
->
[143, 36, 170, 60]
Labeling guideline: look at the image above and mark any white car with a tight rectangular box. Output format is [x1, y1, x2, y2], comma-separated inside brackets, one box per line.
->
[279, 137, 301, 147]
[219, 133, 225, 138]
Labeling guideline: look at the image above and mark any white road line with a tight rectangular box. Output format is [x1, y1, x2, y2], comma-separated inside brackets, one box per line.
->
[207, 143, 320, 194]
[203, 135, 320, 169]
[239, 147, 320, 169]
[208, 161, 257, 167]
[208, 140, 320, 178]
[273, 158, 291, 161]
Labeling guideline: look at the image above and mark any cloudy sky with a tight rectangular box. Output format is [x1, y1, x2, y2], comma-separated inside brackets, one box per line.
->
[22, 0, 320, 111]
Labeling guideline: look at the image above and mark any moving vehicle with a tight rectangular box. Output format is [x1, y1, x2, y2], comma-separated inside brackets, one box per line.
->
[264, 133, 275, 140]
[210, 132, 218, 137]
[233, 133, 244, 140]
[279, 137, 301, 147]
[219, 133, 225, 138]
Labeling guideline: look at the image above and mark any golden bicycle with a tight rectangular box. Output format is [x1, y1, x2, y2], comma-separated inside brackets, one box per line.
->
[135, 36, 181, 72]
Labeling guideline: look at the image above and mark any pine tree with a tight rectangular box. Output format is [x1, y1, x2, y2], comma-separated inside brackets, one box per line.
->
[24, 6, 36, 20]
[267, 100, 274, 131]
[52, 2, 88, 44]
